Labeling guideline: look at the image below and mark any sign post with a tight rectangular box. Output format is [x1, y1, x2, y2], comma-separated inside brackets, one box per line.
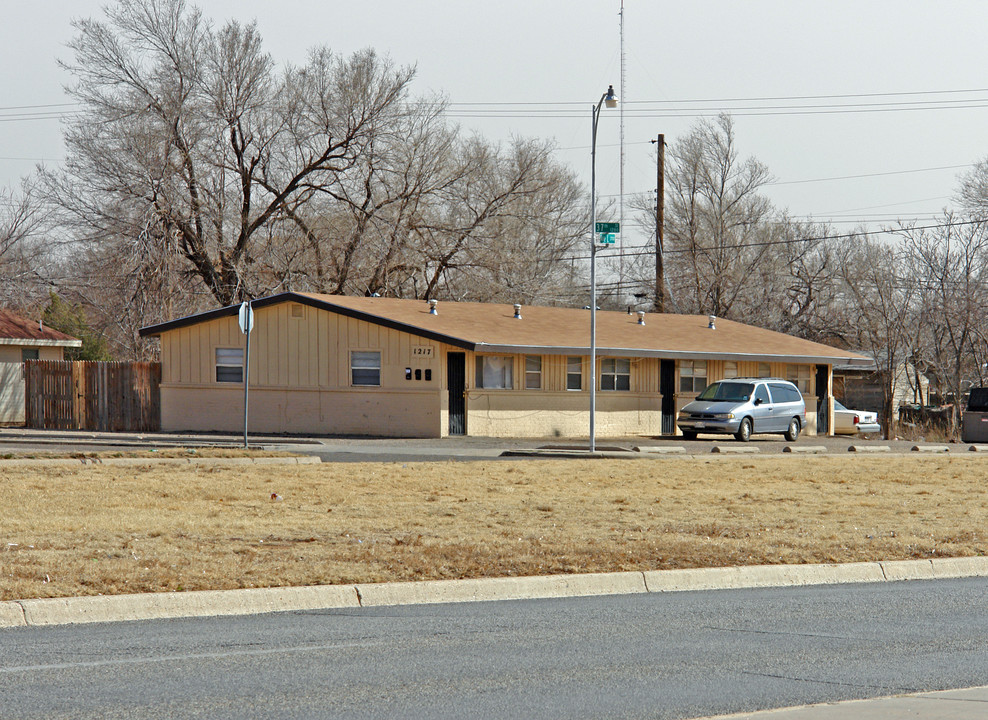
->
[238, 301, 254, 449]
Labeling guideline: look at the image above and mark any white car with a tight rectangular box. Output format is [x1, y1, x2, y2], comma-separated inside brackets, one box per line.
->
[833, 399, 881, 435]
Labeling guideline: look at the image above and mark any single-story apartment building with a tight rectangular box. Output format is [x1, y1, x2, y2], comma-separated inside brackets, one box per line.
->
[0, 309, 82, 424]
[139, 292, 871, 438]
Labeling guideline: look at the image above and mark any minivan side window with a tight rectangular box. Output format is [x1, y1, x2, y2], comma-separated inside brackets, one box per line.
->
[754, 384, 770, 405]
[769, 383, 800, 403]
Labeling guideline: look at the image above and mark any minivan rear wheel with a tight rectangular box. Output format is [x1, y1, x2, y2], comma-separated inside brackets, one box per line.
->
[785, 418, 801, 442]
[735, 417, 752, 442]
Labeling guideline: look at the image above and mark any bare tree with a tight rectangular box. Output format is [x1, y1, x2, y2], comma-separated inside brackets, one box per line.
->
[0, 179, 56, 309]
[839, 238, 920, 439]
[626, 114, 776, 319]
[47, 0, 588, 326]
[46, 0, 416, 306]
[957, 158, 988, 218]
[898, 214, 988, 435]
[663, 114, 774, 318]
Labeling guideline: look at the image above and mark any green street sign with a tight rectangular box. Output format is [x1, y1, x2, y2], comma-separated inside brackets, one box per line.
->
[595, 222, 620, 234]
[598, 233, 616, 244]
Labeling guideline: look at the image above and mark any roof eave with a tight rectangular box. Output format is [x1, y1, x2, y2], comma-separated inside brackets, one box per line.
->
[139, 292, 478, 351]
[474, 344, 870, 365]
[0, 338, 83, 347]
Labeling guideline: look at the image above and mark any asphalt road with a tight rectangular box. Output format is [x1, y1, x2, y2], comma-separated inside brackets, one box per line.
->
[3, 578, 987, 720]
[0, 427, 953, 462]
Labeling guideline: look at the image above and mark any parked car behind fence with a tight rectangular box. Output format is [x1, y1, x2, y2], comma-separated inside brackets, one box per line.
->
[961, 388, 988, 444]
[832, 399, 881, 436]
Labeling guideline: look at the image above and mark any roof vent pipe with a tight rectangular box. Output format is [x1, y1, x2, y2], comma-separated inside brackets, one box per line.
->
[637, 311, 645, 325]
[708, 315, 716, 329]
[513, 303, 522, 319]
[429, 299, 438, 315]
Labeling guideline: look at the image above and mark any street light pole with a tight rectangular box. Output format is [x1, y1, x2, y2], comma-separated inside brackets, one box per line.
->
[589, 85, 618, 454]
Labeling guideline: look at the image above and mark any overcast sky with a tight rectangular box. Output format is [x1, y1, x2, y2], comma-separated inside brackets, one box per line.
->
[4, 0, 988, 250]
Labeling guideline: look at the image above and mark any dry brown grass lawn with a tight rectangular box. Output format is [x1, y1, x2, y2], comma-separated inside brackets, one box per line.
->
[1, 454, 986, 601]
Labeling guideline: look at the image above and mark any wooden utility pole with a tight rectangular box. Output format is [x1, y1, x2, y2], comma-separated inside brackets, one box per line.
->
[652, 134, 666, 313]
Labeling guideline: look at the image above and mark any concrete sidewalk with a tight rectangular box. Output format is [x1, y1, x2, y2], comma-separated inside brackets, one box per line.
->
[699, 685, 988, 719]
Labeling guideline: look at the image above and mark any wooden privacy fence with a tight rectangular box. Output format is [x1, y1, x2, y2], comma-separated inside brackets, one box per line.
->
[24, 360, 161, 432]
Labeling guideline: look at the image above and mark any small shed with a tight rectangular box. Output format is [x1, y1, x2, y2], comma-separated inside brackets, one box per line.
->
[0, 309, 82, 424]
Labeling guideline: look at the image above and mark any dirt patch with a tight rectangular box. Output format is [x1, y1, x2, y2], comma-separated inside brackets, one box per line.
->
[1, 455, 985, 601]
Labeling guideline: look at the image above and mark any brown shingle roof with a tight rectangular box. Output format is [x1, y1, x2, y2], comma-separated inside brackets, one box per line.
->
[300, 294, 868, 364]
[141, 293, 870, 365]
[0, 309, 81, 345]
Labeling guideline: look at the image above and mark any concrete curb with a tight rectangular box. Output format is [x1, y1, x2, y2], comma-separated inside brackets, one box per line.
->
[711, 446, 760, 454]
[911, 445, 950, 453]
[782, 446, 828, 454]
[0, 601, 25, 627]
[633, 446, 687, 454]
[0, 456, 321, 468]
[968, 445, 988, 452]
[3, 557, 987, 629]
[848, 445, 892, 452]
[356, 571, 646, 607]
[644, 562, 886, 592]
[5, 585, 358, 628]
[499, 449, 639, 459]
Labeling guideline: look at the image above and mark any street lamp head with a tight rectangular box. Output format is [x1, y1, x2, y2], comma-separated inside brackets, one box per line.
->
[604, 84, 618, 109]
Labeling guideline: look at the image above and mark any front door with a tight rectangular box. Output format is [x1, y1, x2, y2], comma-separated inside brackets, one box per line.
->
[447, 352, 466, 435]
[660, 359, 676, 435]
[815, 364, 829, 435]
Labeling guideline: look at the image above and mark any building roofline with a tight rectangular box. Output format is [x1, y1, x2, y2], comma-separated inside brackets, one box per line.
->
[139, 292, 871, 365]
[474, 343, 873, 366]
[0, 338, 83, 348]
[139, 292, 479, 351]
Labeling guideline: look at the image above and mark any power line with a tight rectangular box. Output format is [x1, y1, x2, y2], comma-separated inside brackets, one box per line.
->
[447, 87, 988, 106]
[0, 102, 79, 112]
[556, 218, 985, 263]
[767, 164, 972, 186]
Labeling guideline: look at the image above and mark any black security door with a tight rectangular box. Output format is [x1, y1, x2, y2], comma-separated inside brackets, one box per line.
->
[447, 352, 466, 435]
[660, 359, 676, 435]
[815, 364, 829, 435]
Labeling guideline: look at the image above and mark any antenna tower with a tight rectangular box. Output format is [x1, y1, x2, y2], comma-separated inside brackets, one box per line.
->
[618, 1, 626, 298]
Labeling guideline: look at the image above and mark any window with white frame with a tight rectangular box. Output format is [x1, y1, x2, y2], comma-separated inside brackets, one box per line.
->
[786, 364, 811, 394]
[723, 361, 738, 379]
[600, 357, 631, 391]
[351, 351, 381, 386]
[475, 355, 513, 389]
[758, 362, 771, 378]
[525, 355, 542, 389]
[215, 348, 244, 383]
[679, 360, 707, 394]
[566, 356, 582, 390]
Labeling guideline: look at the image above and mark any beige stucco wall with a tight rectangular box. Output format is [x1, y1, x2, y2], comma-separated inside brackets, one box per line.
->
[461, 390, 662, 437]
[161, 386, 441, 437]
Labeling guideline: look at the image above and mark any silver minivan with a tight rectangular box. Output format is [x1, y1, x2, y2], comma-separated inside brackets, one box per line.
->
[677, 378, 807, 442]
